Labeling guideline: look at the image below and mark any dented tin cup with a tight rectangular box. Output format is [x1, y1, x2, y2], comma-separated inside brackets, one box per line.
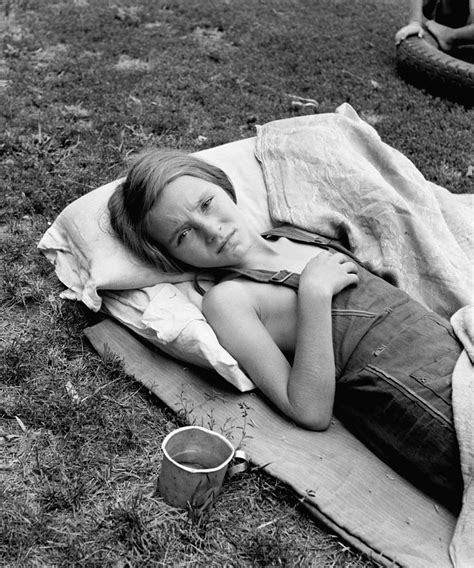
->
[158, 426, 235, 509]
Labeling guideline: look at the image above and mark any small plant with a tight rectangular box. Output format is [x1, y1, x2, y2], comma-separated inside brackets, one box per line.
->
[176, 388, 197, 426]
[186, 479, 217, 528]
[1, 337, 36, 384]
[38, 476, 86, 513]
[110, 493, 147, 553]
[244, 525, 296, 567]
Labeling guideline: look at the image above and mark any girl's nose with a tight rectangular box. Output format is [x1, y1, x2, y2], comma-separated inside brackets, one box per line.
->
[203, 221, 222, 242]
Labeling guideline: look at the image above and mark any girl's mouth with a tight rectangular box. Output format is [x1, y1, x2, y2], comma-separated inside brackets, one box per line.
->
[217, 230, 236, 253]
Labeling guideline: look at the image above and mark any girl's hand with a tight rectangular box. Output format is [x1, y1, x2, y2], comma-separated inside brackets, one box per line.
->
[395, 22, 424, 45]
[299, 251, 359, 298]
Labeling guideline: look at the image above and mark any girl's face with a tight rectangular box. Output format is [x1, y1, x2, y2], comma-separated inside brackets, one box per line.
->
[146, 175, 255, 268]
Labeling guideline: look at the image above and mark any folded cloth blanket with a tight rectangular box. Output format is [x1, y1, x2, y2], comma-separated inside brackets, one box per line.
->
[256, 108, 474, 567]
[450, 306, 474, 568]
[256, 103, 473, 319]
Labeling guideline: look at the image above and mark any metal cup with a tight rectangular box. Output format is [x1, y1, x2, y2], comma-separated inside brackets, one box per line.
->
[158, 426, 235, 510]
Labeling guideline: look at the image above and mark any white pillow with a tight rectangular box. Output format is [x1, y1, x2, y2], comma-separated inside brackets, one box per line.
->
[101, 285, 256, 391]
[38, 136, 273, 392]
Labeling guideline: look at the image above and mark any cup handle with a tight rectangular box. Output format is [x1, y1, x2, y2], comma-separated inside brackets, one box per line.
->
[228, 448, 249, 476]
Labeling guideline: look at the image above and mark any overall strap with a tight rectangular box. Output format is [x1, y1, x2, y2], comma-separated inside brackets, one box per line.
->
[220, 267, 301, 289]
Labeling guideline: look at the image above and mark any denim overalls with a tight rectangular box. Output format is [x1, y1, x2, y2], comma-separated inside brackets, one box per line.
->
[211, 225, 463, 512]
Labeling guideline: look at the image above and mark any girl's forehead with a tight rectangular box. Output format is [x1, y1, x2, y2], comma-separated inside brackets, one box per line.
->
[147, 178, 212, 243]
[150, 184, 193, 224]
[160, 179, 203, 208]
[165, 175, 216, 195]
[156, 175, 227, 213]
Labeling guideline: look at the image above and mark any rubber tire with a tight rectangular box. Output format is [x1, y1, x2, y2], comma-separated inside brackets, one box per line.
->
[396, 35, 474, 105]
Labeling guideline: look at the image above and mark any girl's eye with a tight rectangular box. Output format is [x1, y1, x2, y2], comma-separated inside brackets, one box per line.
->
[201, 197, 213, 211]
[177, 228, 190, 245]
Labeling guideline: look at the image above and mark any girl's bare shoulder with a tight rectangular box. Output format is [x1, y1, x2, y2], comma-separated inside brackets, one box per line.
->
[203, 279, 262, 313]
[202, 277, 296, 321]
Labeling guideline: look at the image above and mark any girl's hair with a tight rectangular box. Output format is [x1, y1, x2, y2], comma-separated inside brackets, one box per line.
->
[108, 149, 236, 271]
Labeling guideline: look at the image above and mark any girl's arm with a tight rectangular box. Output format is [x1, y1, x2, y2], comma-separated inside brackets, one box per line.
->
[203, 252, 358, 430]
[407, 0, 424, 25]
[395, 0, 425, 44]
[286, 285, 336, 429]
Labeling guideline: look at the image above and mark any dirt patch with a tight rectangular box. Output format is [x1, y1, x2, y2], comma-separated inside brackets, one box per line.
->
[0, 224, 10, 244]
[60, 104, 92, 118]
[114, 54, 153, 72]
[360, 111, 386, 126]
[33, 44, 69, 69]
[0, 12, 30, 41]
[114, 5, 143, 24]
[0, 79, 11, 94]
[0, 55, 11, 94]
[192, 26, 234, 52]
[144, 21, 163, 29]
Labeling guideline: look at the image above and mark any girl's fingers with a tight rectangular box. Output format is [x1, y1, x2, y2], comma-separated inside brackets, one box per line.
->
[349, 273, 359, 285]
[334, 254, 358, 272]
[332, 252, 348, 263]
[319, 252, 358, 273]
[345, 261, 358, 273]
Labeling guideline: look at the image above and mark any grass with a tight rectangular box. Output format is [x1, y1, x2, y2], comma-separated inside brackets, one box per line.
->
[1, 0, 472, 565]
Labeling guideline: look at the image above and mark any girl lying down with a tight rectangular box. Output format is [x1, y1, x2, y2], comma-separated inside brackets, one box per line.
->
[108, 149, 464, 514]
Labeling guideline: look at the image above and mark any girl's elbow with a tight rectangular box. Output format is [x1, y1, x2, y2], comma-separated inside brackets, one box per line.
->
[286, 394, 333, 431]
[294, 412, 332, 431]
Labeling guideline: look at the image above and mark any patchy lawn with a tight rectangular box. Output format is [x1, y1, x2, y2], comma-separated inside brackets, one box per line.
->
[1, 0, 472, 566]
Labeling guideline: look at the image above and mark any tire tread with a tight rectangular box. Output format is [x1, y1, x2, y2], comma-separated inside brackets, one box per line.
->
[396, 36, 474, 104]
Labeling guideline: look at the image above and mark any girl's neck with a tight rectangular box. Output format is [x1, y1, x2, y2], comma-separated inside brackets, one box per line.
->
[239, 236, 296, 271]
[238, 236, 323, 274]
[239, 235, 280, 270]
